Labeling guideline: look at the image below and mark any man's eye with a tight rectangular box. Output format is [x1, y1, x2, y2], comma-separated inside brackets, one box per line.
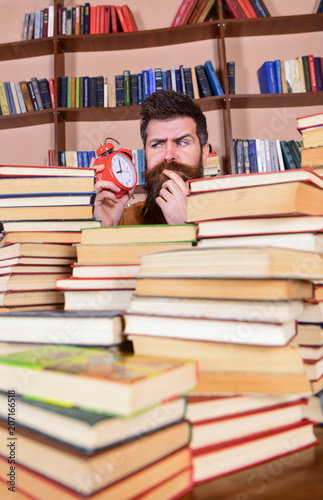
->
[178, 140, 188, 146]
[151, 143, 161, 148]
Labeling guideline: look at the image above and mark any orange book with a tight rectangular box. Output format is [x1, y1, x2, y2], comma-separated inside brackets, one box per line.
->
[70, 76, 75, 108]
[75, 4, 80, 35]
[90, 6, 97, 34]
[99, 5, 105, 33]
[236, 0, 257, 18]
[121, 5, 138, 31]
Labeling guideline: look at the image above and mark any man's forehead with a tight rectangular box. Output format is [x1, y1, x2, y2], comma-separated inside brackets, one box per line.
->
[146, 117, 197, 139]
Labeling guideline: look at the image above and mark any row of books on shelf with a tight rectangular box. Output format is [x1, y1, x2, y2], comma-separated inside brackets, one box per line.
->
[21, 4, 138, 40]
[258, 55, 323, 95]
[57, 60, 224, 110]
[233, 138, 305, 174]
[171, 0, 217, 26]
[0, 79, 54, 116]
[222, 0, 270, 18]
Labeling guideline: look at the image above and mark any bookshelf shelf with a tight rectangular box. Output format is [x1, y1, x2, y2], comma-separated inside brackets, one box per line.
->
[0, 109, 54, 130]
[0, 38, 54, 61]
[229, 92, 323, 109]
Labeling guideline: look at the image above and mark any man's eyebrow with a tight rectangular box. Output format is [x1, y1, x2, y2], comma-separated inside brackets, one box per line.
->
[148, 133, 195, 145]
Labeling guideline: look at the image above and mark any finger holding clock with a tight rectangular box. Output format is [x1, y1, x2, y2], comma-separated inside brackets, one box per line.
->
[90, 157, 104, 173]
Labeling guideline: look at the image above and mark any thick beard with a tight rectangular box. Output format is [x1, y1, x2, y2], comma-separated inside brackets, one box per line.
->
[143, 159, 204, 223]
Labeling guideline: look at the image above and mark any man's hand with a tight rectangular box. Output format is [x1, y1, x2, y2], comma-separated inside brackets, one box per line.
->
[91, 158, 129, 226]
[155, 169, 189, 224]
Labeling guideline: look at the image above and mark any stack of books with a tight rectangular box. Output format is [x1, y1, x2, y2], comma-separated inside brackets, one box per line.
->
[297, 111, 323, 170]
[0, 343, 197, 499]
[203, 151, 220, 177]
[0, 163, 102, 311]
[222, 0, 271, 19]
[58, 223, 197, 311]
[123, 168, 323, 483]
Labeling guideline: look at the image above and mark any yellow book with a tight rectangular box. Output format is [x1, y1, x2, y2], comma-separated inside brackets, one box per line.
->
[0, 82, 10, 115]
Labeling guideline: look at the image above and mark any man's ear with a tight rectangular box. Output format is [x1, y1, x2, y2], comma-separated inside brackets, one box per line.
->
[202, 143, 210, 166]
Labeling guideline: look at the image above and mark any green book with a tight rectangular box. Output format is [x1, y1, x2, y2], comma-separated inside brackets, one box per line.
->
[123, 69, 131, 107]
[67, 75, 72, 107]
[302, 55, 311, 92]
[75, 76, 80, 108]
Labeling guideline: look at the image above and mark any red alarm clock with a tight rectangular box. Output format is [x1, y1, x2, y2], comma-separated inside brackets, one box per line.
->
[94, 137, 138, 198]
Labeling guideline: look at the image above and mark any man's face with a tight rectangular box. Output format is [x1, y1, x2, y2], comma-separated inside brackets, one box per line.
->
[144, 116, 207, 170]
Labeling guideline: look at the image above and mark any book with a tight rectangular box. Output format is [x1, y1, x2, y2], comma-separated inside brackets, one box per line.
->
[0, 290, 65, 307]
[0, 176, 93, 198]
[186, 179, 323, 222]
[27, 80, 39, 111]
[116, 5, 128, 31]
[0, 447, 191, 500]
[1, 219, 101, 233]
[0, 192, 95, 208]
[314, 56, 323, 91]
[38, 78, 52, 109]
[0, 272, 70, 292]
[171, 0, 199, 26]
[297, 323, 323, 346]
[299, 125, 323, 148]
[301, 145, 323, 166]
[0, 243, 76, 261]
[80, 224, 197, 244]
[192, 421, 318, 484]
[0, 417, 191, 495]
[308, 54, 318, 92]
[121, 5, 138, 31]
[55, 277, 136, 291]
[64, 289, 134, 311]
[71, 263, 140, 278]
[227, 61, 235, 93]
[223, 0, 246, 18]
[18, 80, 34, 112]
[0, 204, 93, 221]
[30, 77, 44, 110]
[257, 61, 278, 93]
[134, 277, 313, 301]
[0, 164, 95, 177]
[125, 313, 298, 347]
[236, 0, 257, 18]
[129, 294, 304, 323]
[76, 242, 194, 264]
[297, 111, 323, 129]
[195, 65, 213, 97]
[195, 0, 215, 22]
[249, 0, 270, 17]
[137, 245, 323, 280]
[22, 12, 30, 40]
[0, 345, 197, 416]
[0, 263, 72, 274]
[0, 82, 9, 115]
[4, 82, 16, 114]
[0, 392, 186, 451]
[204, 60, 224, 95]
[0, 310, 124, 346]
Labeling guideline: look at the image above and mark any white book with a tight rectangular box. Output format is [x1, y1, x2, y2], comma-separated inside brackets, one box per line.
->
[276, 139, 285, 171]
[269, 139, 279, 172]
[27, 12, 35, 40]
[170, 66, 177, 91]
[10, 82, 20, 114]
[14, 82, 27, 113]
[255, 139, 264, 172]
[104, 77, 108, 107]
[61, 7, 67, 35]
[289, 58, 302, 93]
[48, 5, 54, 37]
[108, 74, 116, 107]
[66, 7, 72, 35]
[22, 13, 30, 41]
[263, 138, 272, 172]
[297, 56, 306, 93]
[284, 60, 292, 93]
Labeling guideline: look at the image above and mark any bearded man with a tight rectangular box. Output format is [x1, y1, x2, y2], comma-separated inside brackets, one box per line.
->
[93, 89, 210, 226]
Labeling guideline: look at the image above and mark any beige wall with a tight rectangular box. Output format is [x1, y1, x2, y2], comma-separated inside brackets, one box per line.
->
[0, 0, 322, 167]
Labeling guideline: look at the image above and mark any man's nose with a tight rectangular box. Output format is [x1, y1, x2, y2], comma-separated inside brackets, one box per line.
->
[163, 142, 176, 161]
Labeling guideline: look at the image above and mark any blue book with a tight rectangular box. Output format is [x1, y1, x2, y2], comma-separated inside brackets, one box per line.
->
[274, 60, 283, 93]
[227, 61, 235, 94]
[38, 78, 52, 109]
[59, 76, 68, 107]
[249, 0, 268, 17]
[84, 2, 90, 34]
[137, 73, 143, 104]
[96, 76, 104, 107]
[257, 61, 278, 94]
[204, 60, 224, 96]
[242, 139, 250, 174]
[89, 77, 97, 107]
[4, 82, 16, 114]
[137, 149, 146, 185]
[175, 69, 182, 93]
[162, 71, 167, 90]
[248, 140, 258, 173]
[195, 65, 212, 97]
[88, 151, 96, 166]
[314, 57, 323, 92]
[166, 70, 172, 90]
[142, 71, 150, 100]
[83, 77, 89, 107]
[183, 68, 194, 98]
[115, 75, 124, 107]
[39, 10, 44, 37]
[130, 74, 138, 105]
[179, 65, 186, 94]
[148, 69, 155, 94]
[77, 151, 84, 168]
[280, 140, 297, 170]
[82, 151, 90, 169]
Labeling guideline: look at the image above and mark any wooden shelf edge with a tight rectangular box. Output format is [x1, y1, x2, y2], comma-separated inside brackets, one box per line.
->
[229, 92, 323, 108]
[0, 110, 54, 130]
[0, 38, 54, 61]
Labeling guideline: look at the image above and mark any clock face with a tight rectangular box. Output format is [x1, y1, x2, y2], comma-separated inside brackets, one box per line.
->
[111, 153, 136, 188]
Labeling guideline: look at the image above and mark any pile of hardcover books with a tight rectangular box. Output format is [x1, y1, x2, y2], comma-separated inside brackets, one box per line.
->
[0, 163, 100, 311]
[0, 342, 197, 499]
[297, 111, 323, 170]
[124, 167, 323, 484]
[58, 223, 197, 311]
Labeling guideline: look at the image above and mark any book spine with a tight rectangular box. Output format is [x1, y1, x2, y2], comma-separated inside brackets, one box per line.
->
[175, 69, 182, 93]
[248, 139, 258, 173]
[308, 55, 318, 92]
[274, 60, 283, 93]
[123, 70, 131, 106]
[31, 77, 44, 110]
[142, 70, 150, 100]
[137, 73, 143, 104]
[27, 81, 39, 111]
[249, 0, 268, 17]
[10, 82, 20, 114]
[257, 61, 277, 94]
[115, 75, 124, 106]
[130, 74, 139, 105]
[59, 76, 67, 107]
[235, 139, 244, 174]
[4, 82, 16, 114]
[0, 82, 10, 115]
[137, 149, 146, 184]
[195, 65, 212, 97]
[227, 61, 235, 94]
[183, 68, 194, 98]
[89, 77, 97, 107]
[90, 6, 96, 34]
[48, 5, 54, 36]
[43, 7, 48, 37]
[22, 13, 30, 40]
[38, 78, 52, 109]
[19, 81, 34, 112]
[83, 77, 89, 107]
[149, 68, 156, 93]
[269, 139, 279, 171]
[116, 5, 128, 32]
[96, 76, 104, 107]
[84, 2, 90, 34]
[14, 81, 27, 113]
[280, 140, 297, 170]
[155, 68, 163, 91]
[302, 56, 311, 92]
[314, 57, 323, 91]
[75, 4, 80, 35]
[67, 76, 72, 107]
[104, 6, 111, 33]
[204, 60, 224, 95]
[242, 139, 250, 174]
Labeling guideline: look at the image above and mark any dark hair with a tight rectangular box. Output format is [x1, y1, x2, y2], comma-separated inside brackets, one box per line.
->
[139, 90, 208, 148]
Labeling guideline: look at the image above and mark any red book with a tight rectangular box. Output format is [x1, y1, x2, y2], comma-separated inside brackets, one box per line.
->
[121, 5, 138, 31]
[223, 0, 247, 18]
[48, 78, 55, 108]
[115, 5, 128, 32]
[172, 0, 198, 27]
[236, 0, 257, 18]
[99, 5, 105, 33]
[90, 6, 96, 34]
[308, 54, 318, 92]
[56, 3, 62, 35]
[42, 7, 49, 37]
[104, 5, 111, 33]
[110, 5, 119, 32]
[95, 5, 101, 33]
